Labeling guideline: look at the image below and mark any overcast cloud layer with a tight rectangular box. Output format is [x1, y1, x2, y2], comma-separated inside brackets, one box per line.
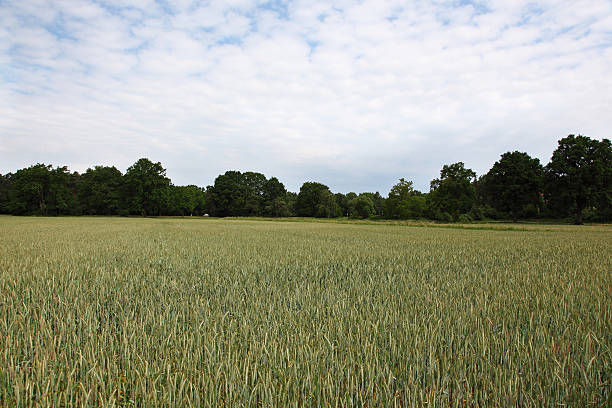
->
[1, 0, 611, 192]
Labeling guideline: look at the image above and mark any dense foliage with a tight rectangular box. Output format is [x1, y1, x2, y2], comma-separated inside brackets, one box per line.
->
[207, 171, 291, 217]
[479, 151, 544, 221]
[0, 135, 610, 223]
[428, 162, 477, 221]
[544, 135, 612, 224]
[295, 182, 340, 218]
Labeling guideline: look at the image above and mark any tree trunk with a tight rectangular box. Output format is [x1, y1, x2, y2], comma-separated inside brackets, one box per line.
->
[575, 203, 584, 225]
[575, 210, 583, 225]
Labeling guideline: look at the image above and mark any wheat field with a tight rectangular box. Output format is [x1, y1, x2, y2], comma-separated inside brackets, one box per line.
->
[0, 217, 610, 406]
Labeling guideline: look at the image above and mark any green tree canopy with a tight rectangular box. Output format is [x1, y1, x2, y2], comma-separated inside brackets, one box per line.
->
[348, 194, 375, 218]
[545, 135, 611, 224]
[385, 178, 426, 219]
[123, 158, 170, 216]
[429, 162, 477, 220]
[167, 185, 206, 216]
[263, 177, 287, 202]
[207, 171, 288, 217]
[206, 171, 247, 217]
[0, 173, 9, 213]
[295, 182, 340, 218]
[7, 164, 52, 215]
[242, 172, 267, 216]
[371, 192, 386, 217]
[47, 166, 80, 215]
[481, 151, 544, 221]
[262, 177, 290, 217]
[5, 164, 78, 216]
[79, 166, 123, 215]
[334, 193, 350, 216]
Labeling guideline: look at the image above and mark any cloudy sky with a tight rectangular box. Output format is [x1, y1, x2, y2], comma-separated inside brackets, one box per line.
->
[1, 0, 610, 193]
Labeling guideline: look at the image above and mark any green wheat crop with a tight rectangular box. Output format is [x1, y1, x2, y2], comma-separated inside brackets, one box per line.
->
[0, 217, 610, 406]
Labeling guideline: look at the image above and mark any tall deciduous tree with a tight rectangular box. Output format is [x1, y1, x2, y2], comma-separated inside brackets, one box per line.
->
[545, 135, 611, 224]
[334, 193, 350, 216]
[6, 164, 78, 215]
[481, 151, 544, 221]
[263, 177, 286, 202]
[7, 164, 51, 215]
[123, 158, 170, 216]
[429, 162, 477, 220]
[262, 177, 290, 217]
[242, 172, 267, 215]
[285, 191, 298, 216]
[207, 171, 257, 216]
[386, 178, 426, 219]
[79, 166, 123, 215]
[0, 173, 12, 213]
[315, 189, 341, 218]
[295, 182, 340, 218]
[348, 194, 375, 218]
[371, 192, 386, 217]
[206, 171, 289, 217]
[47, 166, 80, 215]
[355, 192, 384, 217]
[207, 171, 246, 217]
[167, 185, 206, 216]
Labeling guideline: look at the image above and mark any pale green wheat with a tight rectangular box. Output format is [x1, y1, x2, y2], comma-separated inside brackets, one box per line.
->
[0, 217, 610, 406]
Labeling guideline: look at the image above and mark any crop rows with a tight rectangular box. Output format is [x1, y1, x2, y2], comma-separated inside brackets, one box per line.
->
[0, 217, 610, 406]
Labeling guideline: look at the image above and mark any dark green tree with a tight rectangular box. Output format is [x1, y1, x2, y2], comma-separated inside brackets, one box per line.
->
[348, 194, 375, 218]
[207, 171, 247, 217]
[7, 164, 52, 215]
[545, 135, 612, 224]
[167, 185, 206, 216]
[481, 151, 544, 221]
[123, 158, 170, 216]
[371, 192, 386, 217]
[343, 192, 360, 217]
[295, 182, 340, 217]
[385, 178, 426, 219]
[243, 172, 267, 215]
[285, 191, 298, 216]
[79, 166, 123, 215]
[429, 162, 477, 221]
[315, 189, 341, 218]
[263, 177, 286, 202]
[334, 193, 350, 216]
[47, 166, 80, 215]
[0, 173, 12, 213]
[6, 164, 78, 215]
[207, 171, 277, 217]
[265, 197, 292, 217]
[262, 177, 290, 217]
[386, 178, 413, 218]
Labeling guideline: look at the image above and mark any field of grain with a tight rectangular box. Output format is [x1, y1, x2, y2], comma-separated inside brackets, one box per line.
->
[0, 217, 610, 406]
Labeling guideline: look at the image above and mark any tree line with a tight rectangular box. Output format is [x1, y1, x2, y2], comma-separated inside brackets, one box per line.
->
[0, 135, 610, 224]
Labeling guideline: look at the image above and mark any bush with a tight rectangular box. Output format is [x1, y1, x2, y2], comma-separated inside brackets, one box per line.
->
[457, 213, 473, 223]
[437, 212, 453, 223]
[522, 203, 539, 219]
[482, 205, 501, 220]
[468, 206, 485, 221]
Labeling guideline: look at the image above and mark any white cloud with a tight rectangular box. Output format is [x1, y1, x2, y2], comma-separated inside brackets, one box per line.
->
[1, 0, 610, 192]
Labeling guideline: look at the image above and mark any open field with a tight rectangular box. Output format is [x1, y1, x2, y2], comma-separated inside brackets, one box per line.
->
[0, 217, 610, 406]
